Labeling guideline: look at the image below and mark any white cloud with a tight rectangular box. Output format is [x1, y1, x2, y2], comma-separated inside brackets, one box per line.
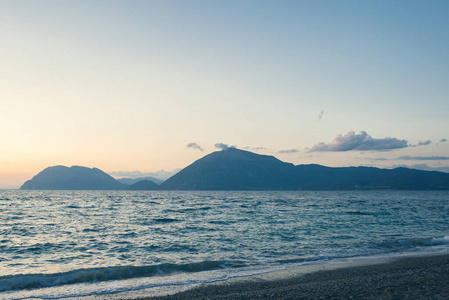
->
[308, 131, 408, 152]
[187, 142, 203, 151]
[243, 146, 267, 151]
[109, 169, 181, 180]
[278, 149, 300, 154]
[215, 143, 236, 150]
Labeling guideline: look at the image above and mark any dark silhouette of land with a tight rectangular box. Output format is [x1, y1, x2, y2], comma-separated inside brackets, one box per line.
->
[161, 148, 449, 190]
[117, 176, 163, 185]
[20, 166, 128, 190]
[128, 179, 160, 190]
[20, 148, 449, 190]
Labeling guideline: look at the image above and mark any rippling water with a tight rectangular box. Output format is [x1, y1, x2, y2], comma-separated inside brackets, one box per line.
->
[1, 190, 449, 299]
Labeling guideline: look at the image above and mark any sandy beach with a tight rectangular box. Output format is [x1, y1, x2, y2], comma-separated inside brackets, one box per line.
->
[134, 253, 449, 300]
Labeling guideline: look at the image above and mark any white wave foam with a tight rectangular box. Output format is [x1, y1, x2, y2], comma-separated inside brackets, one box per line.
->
[431, 236, 449, 245]
[0, 271, 221, 300]
[0, 265, 283, 300]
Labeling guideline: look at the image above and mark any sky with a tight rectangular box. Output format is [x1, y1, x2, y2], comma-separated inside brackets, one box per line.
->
[1, 0, 449, 188]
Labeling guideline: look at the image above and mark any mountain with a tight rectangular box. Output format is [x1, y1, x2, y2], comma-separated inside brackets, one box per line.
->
[161, 148, 449, 190]
[20, 166, 128, 190]
[20, 150, 449, 190]
[127, 180, 160, 190]
[290, 165, 449, 190]
[117, 176, 163, 185]
[161, 148, 297, 190]
[109, 169, 181, 181]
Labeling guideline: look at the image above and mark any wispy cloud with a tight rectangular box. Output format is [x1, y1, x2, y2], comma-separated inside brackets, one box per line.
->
[109, 169, 181, 180]
[308, 131, 408, 152]
[215, 143, 236, 150]
[399, 156, 449, 161]
[409, 140, 434, 147]
[187, 142, 203, 151]
[318, 110, 324, 121]
[243, 146, 267, 151]
[417, 140, 432, 146]
[109, 170, 145, 178]
[368, 157, 389, 161]
[278, 149, 300, 154]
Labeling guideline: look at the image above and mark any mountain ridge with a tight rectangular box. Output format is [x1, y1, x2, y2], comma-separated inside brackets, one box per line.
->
[20, 149, 449, 190]
[116, 176, 163, 185]
[161, 148, 449, 190]
[127, 179, 160, 190]
[20, 165, 128, 190]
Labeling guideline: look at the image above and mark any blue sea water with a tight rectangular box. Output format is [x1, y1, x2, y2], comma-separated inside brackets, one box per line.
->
[1, 190, 449, 299]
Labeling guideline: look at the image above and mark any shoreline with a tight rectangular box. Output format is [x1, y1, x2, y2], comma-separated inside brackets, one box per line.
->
[130, 252, 449, 300]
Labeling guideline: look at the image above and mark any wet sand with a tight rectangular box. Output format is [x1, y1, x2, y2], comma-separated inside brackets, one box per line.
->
[135, 253, 449, 299]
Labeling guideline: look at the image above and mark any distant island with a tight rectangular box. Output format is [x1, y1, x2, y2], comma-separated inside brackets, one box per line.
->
[20, 148, 449, 190]
[20, 166, 160, 190]
[116, 176, 164, 186]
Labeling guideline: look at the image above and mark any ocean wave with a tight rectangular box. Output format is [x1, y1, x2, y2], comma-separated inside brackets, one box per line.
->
[3, 190, 449, 298]
[153, 217, 180, 223]
[370, 236, 449, 251]
[431, 236, 449, 245]
[2, 238, 449, 296]
[0, 260, 238, 293]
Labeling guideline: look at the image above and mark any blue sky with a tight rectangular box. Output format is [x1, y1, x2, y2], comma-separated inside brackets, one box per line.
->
[1, 0, 448, 188]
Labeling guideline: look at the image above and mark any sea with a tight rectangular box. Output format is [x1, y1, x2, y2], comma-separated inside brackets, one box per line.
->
[1, 190, 449, 299]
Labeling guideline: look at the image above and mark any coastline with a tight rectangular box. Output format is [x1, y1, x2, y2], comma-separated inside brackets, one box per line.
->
[130, 252, 449, 300]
